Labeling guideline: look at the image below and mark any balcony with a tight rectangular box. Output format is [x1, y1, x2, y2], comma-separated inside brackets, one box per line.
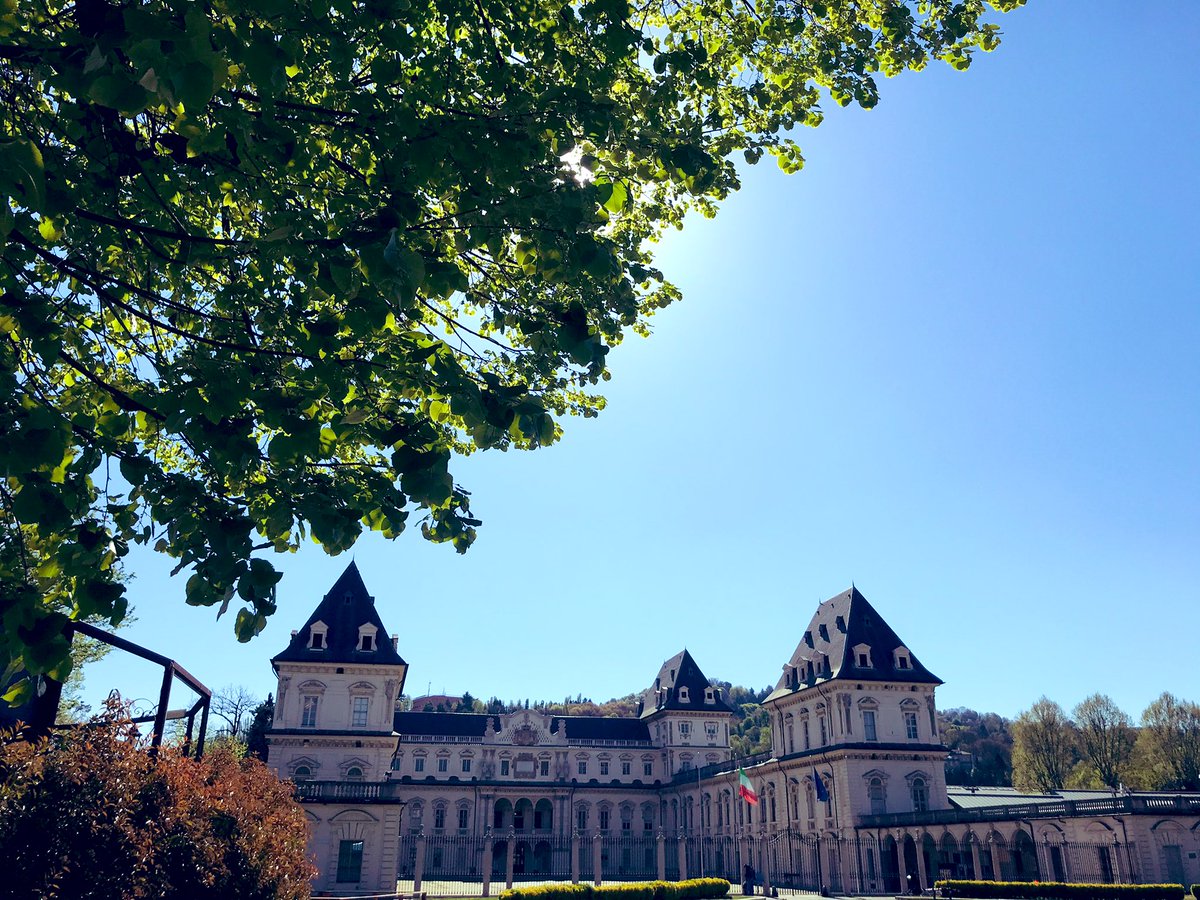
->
[294, 780, 407, 804]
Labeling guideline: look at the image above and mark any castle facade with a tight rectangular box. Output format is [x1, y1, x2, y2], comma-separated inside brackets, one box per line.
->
[266, 564, 1200, 895]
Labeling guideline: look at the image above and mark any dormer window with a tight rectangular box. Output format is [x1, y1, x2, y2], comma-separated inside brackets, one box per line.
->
[308, 621, 328, 650]
[679, 686, 690, 703]
[705, 687, 715, 704]
[853, 643, 873, 668]
[893, 646, 912, 670]
[357, 623, 378, 652]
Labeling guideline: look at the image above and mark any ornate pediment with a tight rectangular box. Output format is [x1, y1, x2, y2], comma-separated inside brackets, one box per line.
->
[493, 710, 565, 746]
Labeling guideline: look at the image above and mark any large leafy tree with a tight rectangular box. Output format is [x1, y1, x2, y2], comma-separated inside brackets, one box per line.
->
[1011, 696, 1077, 793]
[0, 0, 1027, 687]
[1139, 692, 1200, 791]
[1072, 693, 1136, 790]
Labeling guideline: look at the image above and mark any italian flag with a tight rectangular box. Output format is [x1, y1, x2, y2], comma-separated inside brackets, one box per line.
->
[738, 768, 759, 805]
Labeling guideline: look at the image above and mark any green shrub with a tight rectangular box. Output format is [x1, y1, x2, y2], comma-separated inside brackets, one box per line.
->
[934, 881, 1185, 900]
[500, 878, 730, 900]
[0, 708, 314, 900]
[1189, 886, 1198, 900]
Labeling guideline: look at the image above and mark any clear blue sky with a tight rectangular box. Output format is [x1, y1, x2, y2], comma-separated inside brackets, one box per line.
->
[82, 1, 1200, 723]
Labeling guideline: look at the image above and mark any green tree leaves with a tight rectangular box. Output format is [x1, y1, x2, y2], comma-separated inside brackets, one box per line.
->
[0, 0, 1027, 685]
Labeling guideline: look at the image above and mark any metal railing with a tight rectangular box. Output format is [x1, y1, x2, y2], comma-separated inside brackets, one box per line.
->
[859, 793, 1200, 828]
[673, 751, 774, 785]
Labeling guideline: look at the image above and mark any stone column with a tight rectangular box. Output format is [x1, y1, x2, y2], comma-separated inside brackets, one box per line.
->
[897, 835, 910, 894]
[969, 839, 983, 882]
[678, 832, 688, 881]
[413, 830, 427, 893]
[914, 837, 928, 891]
[1112, 843, 1125, 884]
[593, 832, 603, 887]
[657, 831, 667, 881]
[506, 831, 516, 890]
[482, 833, 494, 898]
[762, 834, 773, 896]
[571, 830, 581, 884]
[988, 840, 1002, 883]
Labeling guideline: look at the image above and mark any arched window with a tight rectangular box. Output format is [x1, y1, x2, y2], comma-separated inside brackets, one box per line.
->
[910, 777, 928, 812]
[293, 765, 312, 781]
[345, 766, 364, 781]
[868, 777, 886, 815]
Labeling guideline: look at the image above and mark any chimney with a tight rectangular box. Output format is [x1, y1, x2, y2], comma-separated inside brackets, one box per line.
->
[392, 635, 399, 650]
[291, 630, 297, 638]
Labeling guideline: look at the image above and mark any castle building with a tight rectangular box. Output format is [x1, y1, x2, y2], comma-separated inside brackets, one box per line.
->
[267, 565, 1200, 895]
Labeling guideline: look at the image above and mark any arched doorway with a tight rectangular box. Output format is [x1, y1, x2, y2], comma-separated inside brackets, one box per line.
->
[534, 799, 553, 832]
[881, 835, 901, 894]
[493, 799, 513, 830]
[513, 840, 529, 874]
[902, 836, 920, 894]
[514, 798, 533, 831]
[532, 840, 552, 874]
[1012, 831, 1039, 882]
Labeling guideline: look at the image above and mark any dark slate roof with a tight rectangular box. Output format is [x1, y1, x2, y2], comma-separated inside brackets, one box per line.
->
[272, 562, 406, 667]
[555, 716, 651, 742]
[638, 649, 734, 719]
[767, 586, 941, 701]
[394, 711, 495, 736]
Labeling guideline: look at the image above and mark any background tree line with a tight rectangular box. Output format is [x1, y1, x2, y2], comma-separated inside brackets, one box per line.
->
[1009, 692, 1200, 792]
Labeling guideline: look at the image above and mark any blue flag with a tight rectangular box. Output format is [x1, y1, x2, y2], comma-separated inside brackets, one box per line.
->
[813, 769, 830, 803]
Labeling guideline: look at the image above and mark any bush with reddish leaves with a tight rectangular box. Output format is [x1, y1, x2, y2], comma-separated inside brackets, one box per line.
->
[0, 708, 314, 899]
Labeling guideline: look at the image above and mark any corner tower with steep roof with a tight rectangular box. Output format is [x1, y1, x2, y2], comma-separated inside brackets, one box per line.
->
[639, 649, 735, 778]
[267, 562, 408, 895]
[764, 587, 948, 832]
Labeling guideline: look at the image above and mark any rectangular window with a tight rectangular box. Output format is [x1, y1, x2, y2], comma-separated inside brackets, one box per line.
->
[679, 722, 691, 737]
[598, 808, 610, 831]
[863, 710, 877, 741]
[818, 716, 827, 745]
[414, 757, 425, 772]
[351, 696, 369, 727]
[621, 761, 631, 776]
[577, 808, 588, 830]
[643, 762, 653, 777]
[458, 807, 469, 830]
[501, 759, 510, 776]
[539, 760, 550, 776]
[461, 758, 471, 773]
[437, 758, 448, 772]
[578, 761, 587, 775]
[600, 761, 609, 776]
[435, 807, 446, 829]
[803, 719, 810, 749]
[336, 839, 364, 883]
[301, 695, 319, 728]
[905, 712, 919, 740]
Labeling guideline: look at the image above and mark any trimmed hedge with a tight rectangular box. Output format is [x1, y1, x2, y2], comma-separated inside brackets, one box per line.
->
[933, 881, 1186, 900]
[1190, 886, 1198, 900]
[499, 878, 731, 900]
